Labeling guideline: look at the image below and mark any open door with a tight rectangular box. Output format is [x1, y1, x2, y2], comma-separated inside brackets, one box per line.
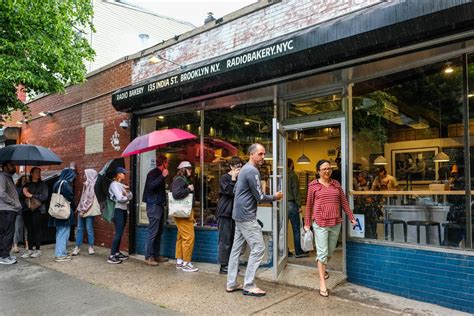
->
[272, 118, 287, 279]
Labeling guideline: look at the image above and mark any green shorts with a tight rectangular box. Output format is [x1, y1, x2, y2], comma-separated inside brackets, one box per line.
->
[312, 222, 341, 265]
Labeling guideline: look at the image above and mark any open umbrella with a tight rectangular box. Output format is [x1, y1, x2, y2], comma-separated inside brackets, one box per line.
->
[0, 144, 62, 166]
[94, 158, 125, 203]
[121, 128, 196, 157]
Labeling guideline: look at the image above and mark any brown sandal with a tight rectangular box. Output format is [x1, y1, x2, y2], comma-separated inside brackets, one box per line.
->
[243, 287, 266, 297]
[226, 284, 243, 293]
[319, 289, 329, 297]
[324, 271, 329, 280]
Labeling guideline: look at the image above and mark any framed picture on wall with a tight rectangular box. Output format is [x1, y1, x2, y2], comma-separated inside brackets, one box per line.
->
[391, 147, 438, 183]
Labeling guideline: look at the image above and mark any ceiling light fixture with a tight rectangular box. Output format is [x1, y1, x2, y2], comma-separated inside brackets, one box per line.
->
[434, 100, 450, 163]
[374, 155, 387, 165]
[443, 62, 454, 74]
[297, 130, 311, 165]
[244, 121, 250, 126]
[148, 54, 187, 70]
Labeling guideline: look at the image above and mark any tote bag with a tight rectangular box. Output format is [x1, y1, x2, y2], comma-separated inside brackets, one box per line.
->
[48, 181, 71, 220]
[168, 192, 193, 218]
[83, 197, 101, 217]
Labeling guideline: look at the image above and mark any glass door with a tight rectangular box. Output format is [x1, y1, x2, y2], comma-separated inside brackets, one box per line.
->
[272, 118, 287, 279]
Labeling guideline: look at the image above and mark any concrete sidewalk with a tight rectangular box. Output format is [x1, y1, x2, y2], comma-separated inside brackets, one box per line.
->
[12, 244, 468, 315]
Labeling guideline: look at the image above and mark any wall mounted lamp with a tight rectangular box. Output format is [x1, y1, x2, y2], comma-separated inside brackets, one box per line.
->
[38, 111, 53, 117]
[148, 54, 187, 70]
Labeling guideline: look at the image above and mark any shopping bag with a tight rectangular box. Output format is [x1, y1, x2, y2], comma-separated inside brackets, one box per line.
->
[48, 181, 71, 219]
[83, 197, 101, 217]
[168, 192, 193, 218]
[102, 198, 116, 223]
[301, 228, 314, 252]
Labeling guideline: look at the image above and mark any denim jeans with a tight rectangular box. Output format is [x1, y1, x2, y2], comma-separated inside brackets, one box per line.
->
[55, 226, 70, 257]
[13, 213, 24, 245]
[76, 216, 94, 247]
[111, 208, 127, 255]
[288, 201, 304, 255]
[144, 203, 165, 259]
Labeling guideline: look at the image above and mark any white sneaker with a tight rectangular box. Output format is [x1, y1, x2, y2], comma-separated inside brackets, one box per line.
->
[181, 262, 199, 272]
[30, 250, 41, 258]
[0, 257, 17, 265]
[54, 256, 72, 262]
[71, 247, 80, 256]
[21, 250, 33, 259]
[88, 247, 95, 255]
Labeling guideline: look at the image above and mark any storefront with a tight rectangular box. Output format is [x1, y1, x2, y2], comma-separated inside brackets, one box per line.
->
[112, 1, 474, 312]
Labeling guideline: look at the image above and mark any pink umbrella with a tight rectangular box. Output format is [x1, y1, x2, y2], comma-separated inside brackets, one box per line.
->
[121, 128, 197, 157]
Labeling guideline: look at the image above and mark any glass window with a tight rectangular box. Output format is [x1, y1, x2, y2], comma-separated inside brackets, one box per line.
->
[351, 56, 471, 249]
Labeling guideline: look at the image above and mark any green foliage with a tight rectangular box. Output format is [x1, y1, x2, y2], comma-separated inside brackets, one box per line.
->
[0, 0, 95, 119]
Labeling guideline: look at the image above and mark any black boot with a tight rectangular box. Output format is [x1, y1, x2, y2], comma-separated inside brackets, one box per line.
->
[219, 265, 228, 274]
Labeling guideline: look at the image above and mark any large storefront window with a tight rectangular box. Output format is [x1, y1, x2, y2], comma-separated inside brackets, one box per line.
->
[351, 56, 473, 249]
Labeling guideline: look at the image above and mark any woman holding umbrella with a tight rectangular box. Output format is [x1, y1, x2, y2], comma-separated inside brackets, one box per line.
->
[49, 168, 76, 262]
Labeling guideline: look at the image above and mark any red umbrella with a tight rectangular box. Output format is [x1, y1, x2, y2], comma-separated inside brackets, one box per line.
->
[121, 128, 197, 157]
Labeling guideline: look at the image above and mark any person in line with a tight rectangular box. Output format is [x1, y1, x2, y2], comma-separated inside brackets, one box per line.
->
[72, 169, 99, 256]
[21, 167, 48, 258]
[143, 155, 169, 266]
[216, 156, 243, 274]
[49, 168, 76, 262]
[304, 159, 357, 298]
[107, 167, 133, 264]
[287, 158, 308, 258]
[0, 161, 22, 265]
[171, 161, 198, 272]
[12, 175, 28, 254]
[226, 144, 283, 297]
[371, 167, 398, 191]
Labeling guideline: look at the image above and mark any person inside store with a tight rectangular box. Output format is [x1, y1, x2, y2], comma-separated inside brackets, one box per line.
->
[226, 143, 283, 297]
[143, 155, 170, 266]
[0, 161, 22, 265]
[21, 167, 48, 259]
[371, 167, 398, 191]
[49, 168, 76, 263]
[172, 161, 198, 272]
[107, 167, 133, 264]
[12, 175, 28, 254]
[72, 169, 100, 256]
[287, 158, 308, 258]
[304, 159, 357, 298]
[353, 170, 382, 239]
[216, 156, 243, 274]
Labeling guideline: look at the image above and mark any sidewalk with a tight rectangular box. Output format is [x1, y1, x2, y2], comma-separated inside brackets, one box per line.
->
[17, 244, 468, 315]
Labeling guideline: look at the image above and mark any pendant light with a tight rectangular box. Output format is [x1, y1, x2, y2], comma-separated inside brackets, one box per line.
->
[373, 155, 387, 165]
[433, 100, 450, 163]
[297, 130, 311, 165]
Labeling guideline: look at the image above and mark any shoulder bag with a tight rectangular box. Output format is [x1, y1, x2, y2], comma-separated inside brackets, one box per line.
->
[168, 192, 193, 218]
[48, 181, 71, 219]
[26, 197, 42, 211]
[83, 197, 101, 217]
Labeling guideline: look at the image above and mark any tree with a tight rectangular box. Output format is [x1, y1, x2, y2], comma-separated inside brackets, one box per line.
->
[0, 0, 95, 120]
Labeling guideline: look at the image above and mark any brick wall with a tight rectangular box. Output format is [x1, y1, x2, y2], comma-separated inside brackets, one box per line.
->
[347, 241, 474, 313]
[132, 0, 382, 83]
[17, 61, 134, 251]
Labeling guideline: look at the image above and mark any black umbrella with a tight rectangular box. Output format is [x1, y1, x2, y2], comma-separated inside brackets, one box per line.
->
[0, 144, 62, 166]
[94, 158, 125, 203]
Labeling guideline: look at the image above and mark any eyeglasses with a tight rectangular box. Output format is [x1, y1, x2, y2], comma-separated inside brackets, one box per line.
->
[320, 167, 333, 172]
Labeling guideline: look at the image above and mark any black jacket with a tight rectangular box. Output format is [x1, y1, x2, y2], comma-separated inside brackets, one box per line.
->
[171, 176, 192, 200]
[216, 173, 236, 218]
[21, 181, 48, 214]
[142, 168, 166, 205]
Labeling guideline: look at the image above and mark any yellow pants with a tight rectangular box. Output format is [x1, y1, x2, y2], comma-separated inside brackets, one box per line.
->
[174, 215, 195, 262]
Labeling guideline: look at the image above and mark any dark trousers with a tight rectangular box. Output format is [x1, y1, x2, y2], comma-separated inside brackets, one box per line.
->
[217, 216, 235, 266]
[0, 210, 17, 258]
[288, 202, 304, 255]
[144, 203, 165, 259]
[23, 211, 43, 250]
[111, 208, 127, 255]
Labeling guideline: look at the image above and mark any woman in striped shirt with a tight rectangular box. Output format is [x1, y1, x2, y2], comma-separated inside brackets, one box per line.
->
[304, 159, 357, 297]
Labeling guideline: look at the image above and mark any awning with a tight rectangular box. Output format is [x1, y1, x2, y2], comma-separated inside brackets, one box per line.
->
[112, 0, 474, 113]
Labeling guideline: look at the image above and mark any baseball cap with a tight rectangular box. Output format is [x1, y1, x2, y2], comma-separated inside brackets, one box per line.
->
[177, 161, 192, 169]
[115, 167, 128, 174]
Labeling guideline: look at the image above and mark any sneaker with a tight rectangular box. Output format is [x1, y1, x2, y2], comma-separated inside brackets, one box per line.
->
[181, 262, 199, 272]
[107, 255, 122, 264]
[72, 247, 80, 256]
[155, 256, 169, 263]
[30, 250, 42, 258]
[21, 250, 33, 259]
[88, 247, 95, 255]
[0, 256, 17, 265]
[176, 262, 184, 269]
[54, 256, 71, 262]
[295, 252, 310, 258]
[145, 258, 158, 266]
[115, 252, 129, 260]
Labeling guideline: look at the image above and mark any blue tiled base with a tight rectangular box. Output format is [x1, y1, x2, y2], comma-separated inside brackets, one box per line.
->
[347, 241, 474, 313]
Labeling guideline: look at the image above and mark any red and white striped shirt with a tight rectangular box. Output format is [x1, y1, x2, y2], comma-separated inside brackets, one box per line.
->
[304, 179, 355, 227]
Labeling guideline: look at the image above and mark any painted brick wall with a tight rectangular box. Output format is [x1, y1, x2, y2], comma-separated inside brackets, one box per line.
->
[132, 0, 382, 83]
[16, 62, 134, 251]
[346, 241, 474, 313]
